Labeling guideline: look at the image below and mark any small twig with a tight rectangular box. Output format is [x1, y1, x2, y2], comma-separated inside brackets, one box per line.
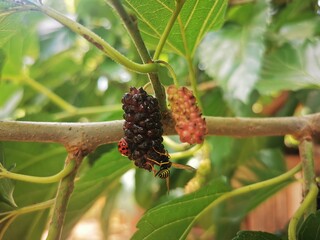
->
[298, 138, 316, 216]
[107, 0, 151, 63]
[107, 0, 168, 112]
[46, 152, 84, 240]
[17, 3, 158, 73]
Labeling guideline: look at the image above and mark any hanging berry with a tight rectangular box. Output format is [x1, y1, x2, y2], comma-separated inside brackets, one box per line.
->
[120, 87, 171, 175]
[167, 85, 207, 144]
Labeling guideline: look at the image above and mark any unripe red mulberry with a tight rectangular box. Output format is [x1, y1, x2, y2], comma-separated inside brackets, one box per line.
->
[167, 85, 207, 144]
[120, 87, 169, 173]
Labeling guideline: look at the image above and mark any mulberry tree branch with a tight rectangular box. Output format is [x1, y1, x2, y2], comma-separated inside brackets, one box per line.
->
[1, 113, 320, 151]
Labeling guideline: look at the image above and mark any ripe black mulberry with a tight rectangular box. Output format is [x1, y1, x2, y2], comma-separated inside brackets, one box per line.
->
[120, 87, 169, 173]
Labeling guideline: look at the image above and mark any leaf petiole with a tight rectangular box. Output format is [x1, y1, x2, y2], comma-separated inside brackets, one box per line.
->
[33, 4, 158, 74]
[153, 0, 186, 60]
[0, 160, 75, 184]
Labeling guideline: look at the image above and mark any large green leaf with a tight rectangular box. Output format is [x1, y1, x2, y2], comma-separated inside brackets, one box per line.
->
[256, 41, 320, 94]
[202, 148, 289, 239]
[124, 0, 227, 57]
[198, 1, 269, 103]
[132, 178, 231, 240]
[1, 142, 66, 240]
[61, 149, 132, 239]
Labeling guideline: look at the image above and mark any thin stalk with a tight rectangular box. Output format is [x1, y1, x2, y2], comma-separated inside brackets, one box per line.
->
[107, 0, 167, 112]
[107, 0, 151, 62]
[54, 104, 122, 120]
[28, 4, 158, 74]
[298, 138, 316, 216]
[0, 215, 17, 239]
[170, 144, 202, 160]
[186, 55, 203, 110]
[153, 0, 186, 60]
[23, 76, 77, 113]
[46, 153, 83, 240]
[163, 136, 190, 151]
[155, 60, 179, 86]
[0, 160, 75, 183]
[288, 183, 318, 240]
[0, 199, 55, 222]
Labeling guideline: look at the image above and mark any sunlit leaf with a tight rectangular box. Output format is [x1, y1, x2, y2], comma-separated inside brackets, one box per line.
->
[1, 142, 66, 240]
[199, 1, 269, 102]
[256, 41, 320, 94]
[132, 178, 231, 240]
[124, 0, 227, 57]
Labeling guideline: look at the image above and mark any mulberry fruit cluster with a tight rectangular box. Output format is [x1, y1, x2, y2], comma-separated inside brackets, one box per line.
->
[167, 85, 207, 144]
[121, 87, 170, 173]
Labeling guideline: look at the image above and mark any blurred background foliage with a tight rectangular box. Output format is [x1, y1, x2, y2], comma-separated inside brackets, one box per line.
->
[0, 0, 319, 239]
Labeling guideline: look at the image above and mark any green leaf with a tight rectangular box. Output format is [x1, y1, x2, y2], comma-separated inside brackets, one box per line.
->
[298, 210, 320, 240]
[1, 142, 66, 240]
[205, 148, 289, 239]
[256, 41, 320, 94]
[124, 0, 227, 57]
[61, 149, 132, 238]
[232, 231, 281, 240]
[0, 8, 26, 48]
[199, 1, 269, 102]
[132, 178, 231, 240]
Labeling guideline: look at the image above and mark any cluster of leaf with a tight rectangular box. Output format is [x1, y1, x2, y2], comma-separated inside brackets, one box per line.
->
[0, 0, 319, 239]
